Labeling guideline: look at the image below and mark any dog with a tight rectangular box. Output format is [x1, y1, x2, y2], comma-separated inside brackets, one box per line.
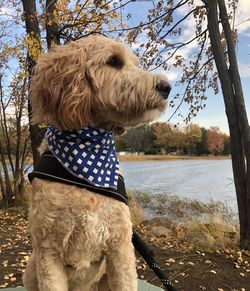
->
[23, 35, 171, 291]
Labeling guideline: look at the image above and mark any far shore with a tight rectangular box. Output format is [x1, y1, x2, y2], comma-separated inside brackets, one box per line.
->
[119, 154, 231, 162]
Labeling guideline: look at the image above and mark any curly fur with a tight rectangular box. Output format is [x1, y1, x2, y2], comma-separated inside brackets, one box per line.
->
[24, 35, 170, 291]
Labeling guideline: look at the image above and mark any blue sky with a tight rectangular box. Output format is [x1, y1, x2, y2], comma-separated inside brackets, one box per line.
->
[1, 0, 249, 133]
[119, 0, 250, 133]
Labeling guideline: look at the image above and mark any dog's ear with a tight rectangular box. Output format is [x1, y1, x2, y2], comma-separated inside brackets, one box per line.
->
[30, 42, 93, 130]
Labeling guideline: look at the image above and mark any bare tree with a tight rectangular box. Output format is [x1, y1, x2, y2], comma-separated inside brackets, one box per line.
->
[201, 0, 250, 248]
[0, 67, 30, 207]
[21, 0, 44, 166]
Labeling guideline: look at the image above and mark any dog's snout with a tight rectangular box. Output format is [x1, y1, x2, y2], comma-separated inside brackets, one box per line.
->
[155, 81, 171, 100]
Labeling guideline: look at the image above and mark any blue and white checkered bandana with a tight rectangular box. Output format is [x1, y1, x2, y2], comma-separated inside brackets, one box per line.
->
[45, 126, 119, 189]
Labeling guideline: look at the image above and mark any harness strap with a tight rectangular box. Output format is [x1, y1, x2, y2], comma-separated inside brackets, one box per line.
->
[28, 152, 128, 204]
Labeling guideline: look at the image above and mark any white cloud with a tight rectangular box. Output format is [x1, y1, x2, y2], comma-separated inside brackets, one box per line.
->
[0, 5, 16, 19]
[0, 7, 12, 14]
[174, 1, 208, 59]
[238, 62, 250, 78]
[235, 0, 250, 33]
[193, 117, 229, 134]
[178, 0, 250, 35]
[155, 68, 180, 82]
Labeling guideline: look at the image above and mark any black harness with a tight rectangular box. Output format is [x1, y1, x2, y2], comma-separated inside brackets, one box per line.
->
[28, 152, 177, 291]
[28, 151, 128, 204]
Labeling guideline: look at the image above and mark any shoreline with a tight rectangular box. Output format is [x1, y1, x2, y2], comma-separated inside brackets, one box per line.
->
[119, 154, 231, 162]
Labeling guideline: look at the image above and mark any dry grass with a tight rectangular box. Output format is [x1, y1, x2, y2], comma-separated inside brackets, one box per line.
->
[176, 216, 239, 251]
[130, 191, 239, 252]
[127, 191, 145, 225]
[119, 154, 231, 162]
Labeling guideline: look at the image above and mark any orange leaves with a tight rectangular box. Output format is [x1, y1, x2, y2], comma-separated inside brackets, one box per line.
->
[206, 127, 225, 155]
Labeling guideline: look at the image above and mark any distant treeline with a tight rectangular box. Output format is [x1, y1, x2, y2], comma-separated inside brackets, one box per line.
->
[115, 122, 230, 155]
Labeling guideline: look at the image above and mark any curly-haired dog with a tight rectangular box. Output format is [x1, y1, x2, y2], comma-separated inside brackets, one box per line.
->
[23, 35, 171, 291]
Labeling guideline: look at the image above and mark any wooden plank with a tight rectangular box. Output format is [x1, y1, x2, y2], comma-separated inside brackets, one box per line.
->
[4, 280, 164, 291]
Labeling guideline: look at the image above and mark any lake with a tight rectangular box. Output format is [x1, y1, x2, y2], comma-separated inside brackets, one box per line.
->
[5, 159, 236, 212]
[120, 159, 237, 212]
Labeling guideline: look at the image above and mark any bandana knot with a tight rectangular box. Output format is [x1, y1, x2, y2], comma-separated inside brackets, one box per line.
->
[46, 126, 119, 189]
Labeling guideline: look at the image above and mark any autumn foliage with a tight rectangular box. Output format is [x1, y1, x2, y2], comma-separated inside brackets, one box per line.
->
[117, 122, 230, 156]
[206, 126, 225, 155]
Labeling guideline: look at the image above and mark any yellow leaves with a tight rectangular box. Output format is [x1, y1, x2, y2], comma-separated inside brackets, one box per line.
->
[50, 0, 121, 39]
[0, 209, 30, 287]
[24, 34, 41, 60]
[165, 258, 176, 265]
[0, 44, 16, 61]
[22, 255, 30, 262]
[19, 72, 29, 79]
[2, 260, 8, 267]
[47, 19, 53, 26]
[136, 258, 147, 270]
[56, 0, 70, 12]
[18, 252, 27, 255]
[39, 123, 47, 129]
[4, 273, 16, 282]
[236, 251, 243, 264]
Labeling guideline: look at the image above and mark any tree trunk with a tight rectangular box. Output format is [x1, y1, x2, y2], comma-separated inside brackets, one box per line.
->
[0, 172, 6, 205]
[22, 0, 44, 166]
[203, 0, 250, 248]
[45, 0, 60, 48]
[0, 145, 13, 207]
[217, 0, 250, 247]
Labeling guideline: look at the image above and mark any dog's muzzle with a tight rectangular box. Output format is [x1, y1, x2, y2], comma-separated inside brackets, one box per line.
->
[155, 80, 171, 100]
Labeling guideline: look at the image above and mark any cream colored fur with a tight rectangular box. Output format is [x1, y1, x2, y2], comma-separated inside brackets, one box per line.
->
[24, 35, 170, 291]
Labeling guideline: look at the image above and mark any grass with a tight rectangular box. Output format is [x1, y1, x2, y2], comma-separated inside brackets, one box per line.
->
[128, 190, 239, 252]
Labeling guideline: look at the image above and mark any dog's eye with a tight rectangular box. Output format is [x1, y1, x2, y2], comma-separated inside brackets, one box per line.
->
[106, 56, 123, 69]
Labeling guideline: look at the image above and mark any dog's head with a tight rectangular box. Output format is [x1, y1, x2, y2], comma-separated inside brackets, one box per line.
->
[31, 35, 171, 134]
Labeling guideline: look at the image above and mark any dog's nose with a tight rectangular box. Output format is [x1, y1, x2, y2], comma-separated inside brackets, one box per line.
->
[155, 81, 171, 100]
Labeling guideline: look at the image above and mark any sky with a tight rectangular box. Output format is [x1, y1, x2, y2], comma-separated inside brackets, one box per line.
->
[119, 0, 250, 134]
[0, 0, 249, 134]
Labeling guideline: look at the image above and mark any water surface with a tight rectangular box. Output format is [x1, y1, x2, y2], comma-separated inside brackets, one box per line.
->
[120, 159, 236, 211]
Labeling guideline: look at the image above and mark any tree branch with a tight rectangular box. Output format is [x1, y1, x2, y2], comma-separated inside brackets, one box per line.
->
[150, 29, 208, 71]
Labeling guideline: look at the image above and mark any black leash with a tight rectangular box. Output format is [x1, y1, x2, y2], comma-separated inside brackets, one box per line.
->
[132, 231, 177, 291]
